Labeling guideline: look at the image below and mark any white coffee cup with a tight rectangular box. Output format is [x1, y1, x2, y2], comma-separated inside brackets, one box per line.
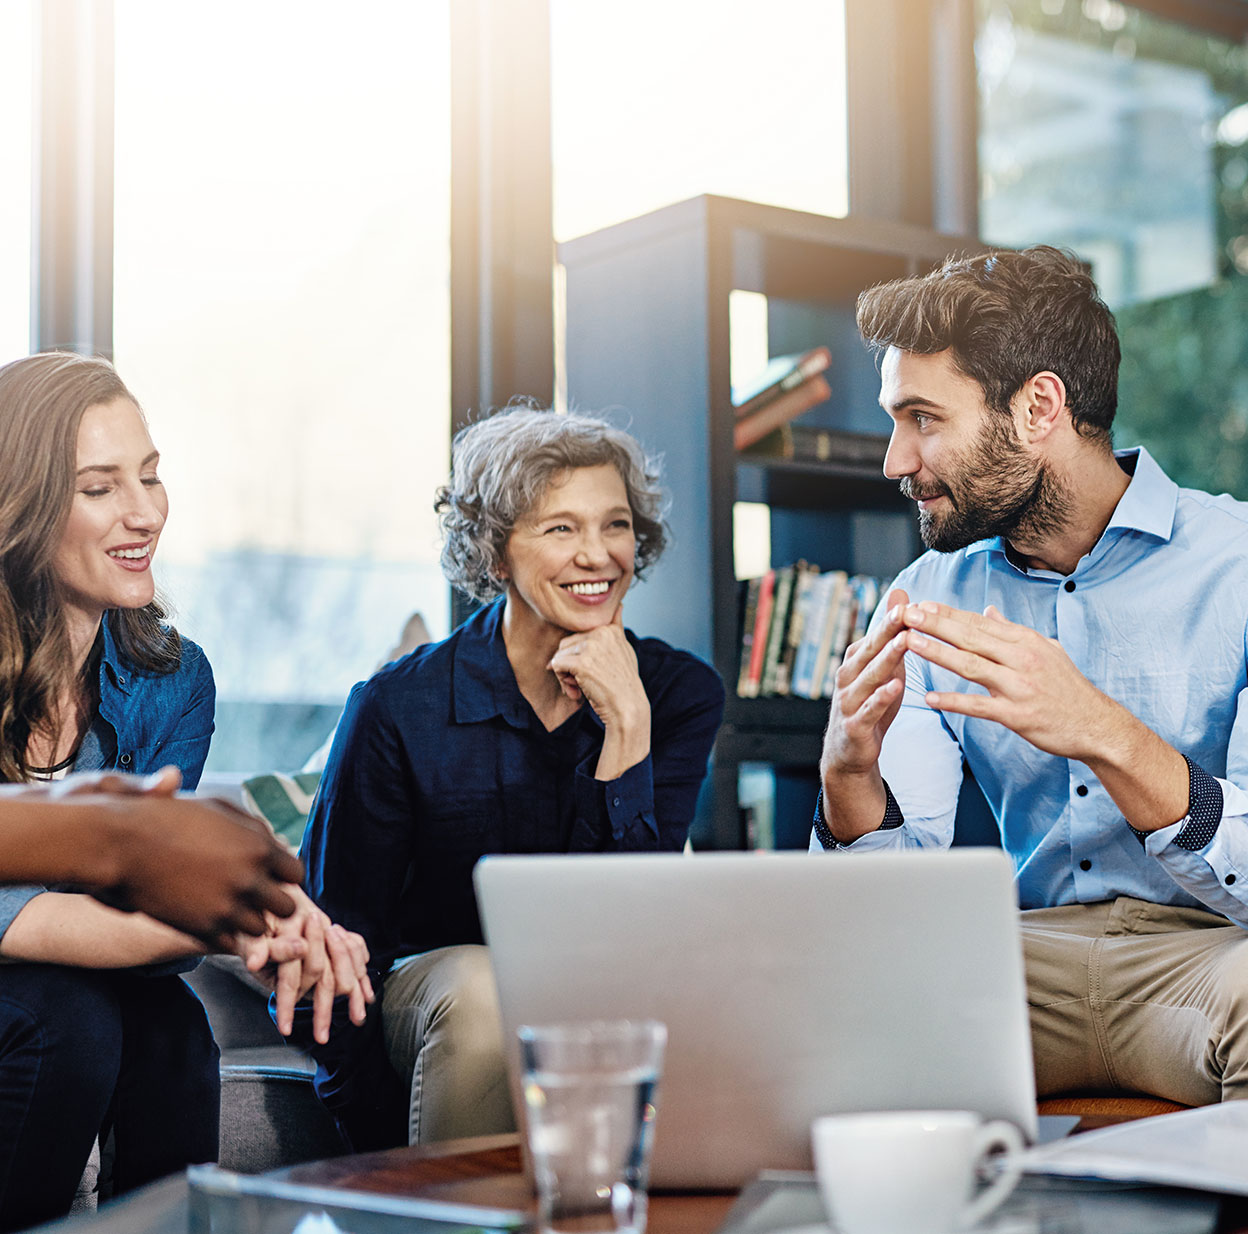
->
[811, 1110, 1023, 1234]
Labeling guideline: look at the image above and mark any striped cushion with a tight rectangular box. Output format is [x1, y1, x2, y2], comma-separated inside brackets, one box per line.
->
[241, 772, 322, 849]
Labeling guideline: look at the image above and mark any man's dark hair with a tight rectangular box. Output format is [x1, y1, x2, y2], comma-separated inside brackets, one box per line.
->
[856, 246, 1120, 443]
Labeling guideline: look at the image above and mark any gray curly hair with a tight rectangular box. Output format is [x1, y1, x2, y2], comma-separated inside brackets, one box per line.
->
[435, 407, 668, 602]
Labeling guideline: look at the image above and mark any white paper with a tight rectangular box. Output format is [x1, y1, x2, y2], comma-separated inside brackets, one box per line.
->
[1023, 1103, 1248, 1195]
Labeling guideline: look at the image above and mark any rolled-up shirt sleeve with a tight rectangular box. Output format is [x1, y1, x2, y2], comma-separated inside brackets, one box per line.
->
[1139, 755, 1248, 926]
[0, 885, 45, 945]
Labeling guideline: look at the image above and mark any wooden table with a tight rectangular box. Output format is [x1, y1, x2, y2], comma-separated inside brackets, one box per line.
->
[278, 1133, 737, 1234]
[275, 1129, 1248, 1234]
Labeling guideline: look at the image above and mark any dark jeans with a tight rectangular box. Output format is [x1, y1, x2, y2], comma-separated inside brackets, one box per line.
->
[0, 965, 219, 1232]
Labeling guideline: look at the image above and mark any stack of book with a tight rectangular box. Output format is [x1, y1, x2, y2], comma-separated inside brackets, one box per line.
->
[732, 346, 832, 451]
[736, 563, 882, 700]
[744, 422, 890, 468]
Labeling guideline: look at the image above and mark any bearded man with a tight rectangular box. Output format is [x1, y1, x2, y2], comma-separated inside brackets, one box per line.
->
[814, 245, 1248, 1106]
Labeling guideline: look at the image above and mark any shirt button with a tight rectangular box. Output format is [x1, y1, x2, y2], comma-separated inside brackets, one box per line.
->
[1064, 580, 1076, 593]
[1228, 874, 1238, 886]
[117, 676, 126, 685]
[119, 753, 132, 766]
[1076, 784, 1089, 797]
[1079, 859, 1092, 871]
[612, 797, 621, 808]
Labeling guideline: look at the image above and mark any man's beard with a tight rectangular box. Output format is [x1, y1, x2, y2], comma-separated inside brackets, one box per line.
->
[901, 414, 1073, 553]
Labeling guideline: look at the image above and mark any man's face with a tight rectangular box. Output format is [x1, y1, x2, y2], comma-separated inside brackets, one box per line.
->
[879, 347, 1056, 552]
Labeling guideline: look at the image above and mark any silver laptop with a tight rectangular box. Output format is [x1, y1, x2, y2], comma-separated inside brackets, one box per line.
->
[474, 850, 1037, 1189]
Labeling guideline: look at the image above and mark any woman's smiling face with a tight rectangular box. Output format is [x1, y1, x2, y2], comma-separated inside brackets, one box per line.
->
[53, 397, 168, 630]
[500, 464, 636, 635]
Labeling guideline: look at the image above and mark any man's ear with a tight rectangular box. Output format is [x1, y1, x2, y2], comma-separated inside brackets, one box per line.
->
[1016, 371, 1066, 443]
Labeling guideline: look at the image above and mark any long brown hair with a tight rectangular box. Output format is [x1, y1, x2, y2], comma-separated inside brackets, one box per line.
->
[0, 352, 180, 781]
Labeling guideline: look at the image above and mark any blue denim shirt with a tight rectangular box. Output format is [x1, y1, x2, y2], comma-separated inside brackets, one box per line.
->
[0, 613, 215, 944]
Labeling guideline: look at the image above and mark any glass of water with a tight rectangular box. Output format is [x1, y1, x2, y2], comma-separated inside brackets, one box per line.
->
[518, 1020, 667, 1234]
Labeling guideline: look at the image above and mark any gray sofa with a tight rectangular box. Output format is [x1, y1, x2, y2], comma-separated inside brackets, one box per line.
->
[188, 773, 347, 1174]
[184, 955, 345, 1173]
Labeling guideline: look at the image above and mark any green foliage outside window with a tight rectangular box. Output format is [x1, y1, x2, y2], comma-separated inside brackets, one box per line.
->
[979, 0, 1248, 497]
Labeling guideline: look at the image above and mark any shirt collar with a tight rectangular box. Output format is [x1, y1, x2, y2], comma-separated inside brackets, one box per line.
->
[964, 445, 1177, 561]
[1100, 446, 1177, 542]
[98, 614, 133, 696]
[451, 599, 529, 727]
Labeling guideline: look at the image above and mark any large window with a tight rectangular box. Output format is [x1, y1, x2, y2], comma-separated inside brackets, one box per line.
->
[979, 0, 1248, 497]
[112, 0, 452, 771]
[550, 0, 849, 243]
[0, 1, 33, 361]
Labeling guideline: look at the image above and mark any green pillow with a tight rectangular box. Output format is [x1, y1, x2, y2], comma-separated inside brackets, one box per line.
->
[241, 771, 323, 850]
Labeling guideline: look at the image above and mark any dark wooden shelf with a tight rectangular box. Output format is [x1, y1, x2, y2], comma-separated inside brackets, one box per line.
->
[561, 196, 971, 305]
[716, 722, 823, 768]
[723, 695, 829, 733]
[560, 195, 981, 849]
[735, 458, 908, 512]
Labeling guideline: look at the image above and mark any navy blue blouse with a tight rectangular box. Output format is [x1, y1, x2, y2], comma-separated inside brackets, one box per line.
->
[296, 599, 723, 1124]
[302, 598, 724, 965]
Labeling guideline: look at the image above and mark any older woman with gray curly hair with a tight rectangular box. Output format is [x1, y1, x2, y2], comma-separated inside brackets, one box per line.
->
[299, 407, 724, 1154]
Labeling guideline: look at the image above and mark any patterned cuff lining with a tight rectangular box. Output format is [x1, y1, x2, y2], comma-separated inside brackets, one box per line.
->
[1129, 755, 1223, 851]
[813, 782, 905, 850]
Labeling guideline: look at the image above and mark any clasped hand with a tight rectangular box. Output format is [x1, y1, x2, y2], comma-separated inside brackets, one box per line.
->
[235, 886, 374, 1045]
[46, 768, 374, 1043]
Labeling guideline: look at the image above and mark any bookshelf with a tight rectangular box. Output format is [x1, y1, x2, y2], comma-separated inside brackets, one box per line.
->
[559, 195, 983, 850]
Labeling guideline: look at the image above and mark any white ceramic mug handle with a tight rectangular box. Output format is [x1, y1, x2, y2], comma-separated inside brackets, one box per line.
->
[961, 1119, 1024, 1228]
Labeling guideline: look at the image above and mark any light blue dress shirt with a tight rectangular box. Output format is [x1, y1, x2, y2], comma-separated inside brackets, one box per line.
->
[812, 448, 1248, 928]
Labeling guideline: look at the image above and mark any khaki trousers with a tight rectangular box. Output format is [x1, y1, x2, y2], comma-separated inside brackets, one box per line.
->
[380, 944, 516, 1145]
[1023, 898, 1248, 1105]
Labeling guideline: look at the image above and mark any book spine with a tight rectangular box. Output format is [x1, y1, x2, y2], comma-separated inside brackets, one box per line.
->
[788, 425, 890, 467]
[774, 562, 818, 697]
[742, 569, 775, 698]
[742, 425, 891, 468]
[733, 373, 832, 451]
[733, 345, 832, 420]
[808, 571, 848, 701]
[760, 565, 796, 697]
[791, 572, 832, 699]
[849, 577, 881, 644]
[735, 576, 762, 699]
[821, 575, 866, 698]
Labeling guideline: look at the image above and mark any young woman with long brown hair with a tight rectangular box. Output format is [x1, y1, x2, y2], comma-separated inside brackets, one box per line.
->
[0, 352, 369, 1231]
